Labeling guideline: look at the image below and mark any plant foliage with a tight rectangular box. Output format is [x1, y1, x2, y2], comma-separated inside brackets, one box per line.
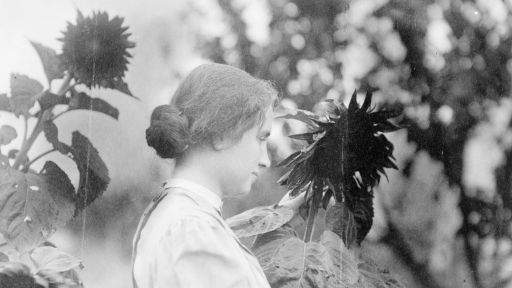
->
[250, 228, 405, 288]
[0, 9, 135, 287]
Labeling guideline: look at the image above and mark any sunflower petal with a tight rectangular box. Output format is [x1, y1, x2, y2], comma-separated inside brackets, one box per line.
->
[276, 170, 291, 185]
[276, 151, 301, 167]
[375, 121, 401, 133]
[369, 110, 402, 122]
[348, 90, 359, 111]
[288, 131, 323, 142]
[277, 109, 320, 128]
[361, 91, 373, 112]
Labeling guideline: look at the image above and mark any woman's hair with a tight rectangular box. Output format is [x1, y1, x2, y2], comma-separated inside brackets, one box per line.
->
[146, 63, 278, 159]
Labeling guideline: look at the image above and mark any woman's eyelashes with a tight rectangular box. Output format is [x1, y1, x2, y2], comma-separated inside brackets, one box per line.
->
[259, 131, 271, 142]
[259, 137, 269, 143]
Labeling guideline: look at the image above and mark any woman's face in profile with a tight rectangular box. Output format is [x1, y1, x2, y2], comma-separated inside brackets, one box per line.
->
[218, 108, 273, 198]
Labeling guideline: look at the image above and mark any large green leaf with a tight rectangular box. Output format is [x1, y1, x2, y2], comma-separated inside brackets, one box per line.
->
[326, 202, 358, 248]
[0, 246, 82, 287]
[252, 225, 297, 267]
[0, 163, 75, 252]
[10, 74, 43, 118]
[253, 230, 357, 287]
[30, 42, 65, 84]
[40, 161, 76, 219]
[42, 129, 110, 213]
[68, 91, 119, 120]
[252, 230, 405, 288]
[36, 268, 81, 288]
[30, 246, 81, 273]
[227, 205, 294, 238]
[326, 199, 374, 248]
[0, 126, 17, 146]
[70, 131, 109, 212]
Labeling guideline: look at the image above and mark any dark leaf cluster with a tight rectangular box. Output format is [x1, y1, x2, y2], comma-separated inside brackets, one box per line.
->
[42, 127, 111, 214]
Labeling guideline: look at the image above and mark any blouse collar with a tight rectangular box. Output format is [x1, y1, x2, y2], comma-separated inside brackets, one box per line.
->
[162, 178, 223, 214]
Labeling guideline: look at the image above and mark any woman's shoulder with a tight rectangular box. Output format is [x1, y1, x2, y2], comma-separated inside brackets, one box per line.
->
[158, 207, 232, 250]
[157, 188, 223, 226]
[135, 191, 222, 246]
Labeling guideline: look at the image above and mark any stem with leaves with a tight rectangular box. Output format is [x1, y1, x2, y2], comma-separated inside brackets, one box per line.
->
[12, 74, 72, 170]
[23, 148, 57, 173]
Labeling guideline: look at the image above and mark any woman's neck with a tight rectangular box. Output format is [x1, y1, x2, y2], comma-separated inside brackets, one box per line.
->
[171, 154, 224, 199]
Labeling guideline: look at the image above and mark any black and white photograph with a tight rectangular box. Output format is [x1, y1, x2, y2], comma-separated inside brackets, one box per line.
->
[1, 0, 511, 287]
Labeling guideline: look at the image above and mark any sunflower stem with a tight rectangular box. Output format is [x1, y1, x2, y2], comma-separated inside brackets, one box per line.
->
[304, 181, 323, 243]
[21, 114, 28, 149]
[57, 73, 72, 96]
[303, 203, 317, 243]
[52, 109, 70, 121]
[12, 114, 44, 170]
[12, 74, 72, 171]
[23, 148, 57, 172]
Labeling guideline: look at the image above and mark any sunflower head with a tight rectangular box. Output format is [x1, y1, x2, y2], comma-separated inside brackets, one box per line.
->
[278, 90, 401, 244]
[59, 10, 135, 89]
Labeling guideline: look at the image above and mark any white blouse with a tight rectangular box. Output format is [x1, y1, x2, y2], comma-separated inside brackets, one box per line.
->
[132, 178, 271, 288]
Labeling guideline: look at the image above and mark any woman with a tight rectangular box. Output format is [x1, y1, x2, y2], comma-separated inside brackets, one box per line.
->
[132, 63, 304, 288]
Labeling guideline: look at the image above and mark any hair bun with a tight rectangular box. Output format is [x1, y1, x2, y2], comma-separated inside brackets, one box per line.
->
[146, 105, 190, 159]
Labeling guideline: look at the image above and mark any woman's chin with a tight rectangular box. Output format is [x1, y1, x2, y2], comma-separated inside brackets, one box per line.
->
[224, 182, 253, 199]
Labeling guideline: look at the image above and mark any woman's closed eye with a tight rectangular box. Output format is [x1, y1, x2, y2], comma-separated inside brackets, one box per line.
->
[259, 131, 271, 142]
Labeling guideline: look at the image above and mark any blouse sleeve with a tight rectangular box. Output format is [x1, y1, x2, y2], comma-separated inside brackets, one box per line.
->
[152, 215, 251, 288]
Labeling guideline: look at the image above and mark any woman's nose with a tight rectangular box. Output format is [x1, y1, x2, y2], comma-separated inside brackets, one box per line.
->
[259, 144, 271, 168]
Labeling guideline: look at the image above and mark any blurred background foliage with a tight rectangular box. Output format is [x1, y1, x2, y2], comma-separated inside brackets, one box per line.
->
[2, 0, 512, 287]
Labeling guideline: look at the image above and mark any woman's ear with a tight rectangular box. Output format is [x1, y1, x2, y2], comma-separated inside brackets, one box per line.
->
[211, 135, 233, 151]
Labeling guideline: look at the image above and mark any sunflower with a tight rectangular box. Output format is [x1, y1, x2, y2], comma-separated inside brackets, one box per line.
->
[59, 10, 135, 90]
[278, 90, 400, 244]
